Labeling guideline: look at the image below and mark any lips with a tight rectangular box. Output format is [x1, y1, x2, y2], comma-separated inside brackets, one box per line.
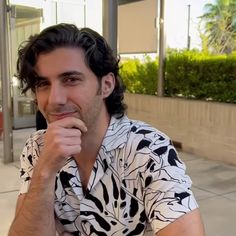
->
[49, 111, 77, 120]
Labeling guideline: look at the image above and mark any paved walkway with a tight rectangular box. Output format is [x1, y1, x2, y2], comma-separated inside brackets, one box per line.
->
[0, 128, 236, 236]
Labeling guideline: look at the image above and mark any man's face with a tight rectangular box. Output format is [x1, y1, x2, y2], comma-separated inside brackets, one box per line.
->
[34, 47, 112, 130]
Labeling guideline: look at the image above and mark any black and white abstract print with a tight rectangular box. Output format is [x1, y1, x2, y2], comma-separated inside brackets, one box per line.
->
[19, 116, 198, 235]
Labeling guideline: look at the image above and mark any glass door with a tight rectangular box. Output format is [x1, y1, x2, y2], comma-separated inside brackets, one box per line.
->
[10, 5, 42, 128]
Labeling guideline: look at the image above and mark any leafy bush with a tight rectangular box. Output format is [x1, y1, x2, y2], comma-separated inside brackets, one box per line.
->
[165, 50, 236, 103]
[120, 56, 158, 95]
[120, 51, 236, 103]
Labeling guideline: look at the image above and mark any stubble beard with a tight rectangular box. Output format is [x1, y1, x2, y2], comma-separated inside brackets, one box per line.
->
[83, 93, 104, 132]
[43, 84, 105, 130]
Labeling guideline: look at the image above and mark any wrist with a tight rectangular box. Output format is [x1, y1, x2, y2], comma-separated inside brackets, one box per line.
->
[31, 164, 58, 185]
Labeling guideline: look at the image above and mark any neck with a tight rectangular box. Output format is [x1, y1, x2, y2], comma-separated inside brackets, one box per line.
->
[73, 111, 111, 192]
[74, 112, 111, 164]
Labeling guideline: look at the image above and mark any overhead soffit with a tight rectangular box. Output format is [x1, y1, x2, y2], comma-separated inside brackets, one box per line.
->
[10, 5, 42, 20]
[118, 0, 144, 5]
[10, 1, 143, 20]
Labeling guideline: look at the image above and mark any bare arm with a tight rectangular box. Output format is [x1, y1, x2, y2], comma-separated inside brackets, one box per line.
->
[8, 171, 57, 236]
[8, 117, 87, 236]
[156, 209, 205, 236]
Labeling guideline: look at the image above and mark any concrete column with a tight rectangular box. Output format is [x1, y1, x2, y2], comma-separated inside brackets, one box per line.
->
[0, 0, 13, 163]
[158, 0, 166, 97]
[102, 0, 118, 56]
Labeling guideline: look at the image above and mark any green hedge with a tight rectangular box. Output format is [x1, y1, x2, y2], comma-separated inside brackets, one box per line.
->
[165, 51, 236, 103]
[120, 51, 236, 103]
[120, 56, 158, 95]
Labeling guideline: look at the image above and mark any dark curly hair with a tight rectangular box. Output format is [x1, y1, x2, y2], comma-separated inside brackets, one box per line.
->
[17, 23, 126, 117]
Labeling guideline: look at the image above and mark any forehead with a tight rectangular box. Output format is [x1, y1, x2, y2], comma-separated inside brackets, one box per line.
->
[35, 47, 90, 76]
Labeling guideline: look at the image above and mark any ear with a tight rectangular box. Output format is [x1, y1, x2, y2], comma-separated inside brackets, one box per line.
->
[101, 72, 115, 98]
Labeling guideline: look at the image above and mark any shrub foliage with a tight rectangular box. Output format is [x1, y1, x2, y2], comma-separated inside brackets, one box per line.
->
[120, 51, 236, 103]
[120, 56, 158, 95]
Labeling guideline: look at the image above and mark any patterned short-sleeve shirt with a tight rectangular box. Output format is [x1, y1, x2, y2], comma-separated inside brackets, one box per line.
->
[19, 115, 198, 235]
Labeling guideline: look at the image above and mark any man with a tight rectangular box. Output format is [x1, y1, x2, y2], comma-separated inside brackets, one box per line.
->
[9, 23, 205, 236]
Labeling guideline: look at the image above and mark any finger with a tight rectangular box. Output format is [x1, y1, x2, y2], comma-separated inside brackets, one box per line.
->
[41, 140, 82, 159]
[49, 117, 87, 133]
[58, 127, 83, 138]
[63, 145, 82, 157]
[61, 136, 82, 146]
[60, 232, 74, 236]
[44, 128, 83, 143]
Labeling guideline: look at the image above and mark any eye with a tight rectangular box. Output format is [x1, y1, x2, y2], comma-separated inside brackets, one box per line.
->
[35, 79, 50, 89]
[63, 76, 81, 85]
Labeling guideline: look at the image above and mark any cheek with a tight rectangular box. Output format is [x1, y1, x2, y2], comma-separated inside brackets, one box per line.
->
[36, 92, 48, 109]
[70, 87, 97, 105]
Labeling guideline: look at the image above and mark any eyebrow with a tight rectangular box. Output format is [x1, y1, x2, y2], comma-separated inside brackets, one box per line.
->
[36, 70, 85, 80]
[58, 71, 84, 78]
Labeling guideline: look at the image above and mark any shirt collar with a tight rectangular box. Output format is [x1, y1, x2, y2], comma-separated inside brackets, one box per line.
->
[101, 115, 131, 152]
[58, 115, 132, 192]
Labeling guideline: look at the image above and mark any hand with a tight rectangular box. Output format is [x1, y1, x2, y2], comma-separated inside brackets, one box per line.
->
[36, 117, 87, 175]
[59, 232, 74, 236]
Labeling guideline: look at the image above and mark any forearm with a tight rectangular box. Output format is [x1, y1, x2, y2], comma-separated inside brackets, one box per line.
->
[8, 169, 57, 236]
[9, 118, 86, 236]
[155, 209, 205, 236]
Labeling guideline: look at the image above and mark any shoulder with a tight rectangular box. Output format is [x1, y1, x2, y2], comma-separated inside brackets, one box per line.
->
[21, 129, 46, 154]
[108, 116, 174, 160]
[122, 117, 186, 171]
[114, 115, 169, 140]
[129, 119, 168, 137]
[127, 118, 171, 149]
[19, 130, 46, 194]
[25, 129, 46, 146]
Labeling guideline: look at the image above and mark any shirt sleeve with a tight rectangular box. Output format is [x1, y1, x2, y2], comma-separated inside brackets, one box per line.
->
[142, 132, 198, 234]
[19, 130, 45, 194]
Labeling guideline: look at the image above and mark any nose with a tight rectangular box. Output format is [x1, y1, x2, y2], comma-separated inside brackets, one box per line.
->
[48, 82, 67, 106]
